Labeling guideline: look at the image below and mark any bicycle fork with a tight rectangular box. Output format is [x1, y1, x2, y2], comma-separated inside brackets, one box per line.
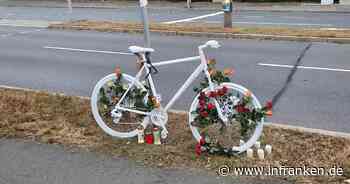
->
[199, 46, 229, 125]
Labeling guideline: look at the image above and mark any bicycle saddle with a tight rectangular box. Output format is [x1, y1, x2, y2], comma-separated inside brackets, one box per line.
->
[128, 46, 154, 54]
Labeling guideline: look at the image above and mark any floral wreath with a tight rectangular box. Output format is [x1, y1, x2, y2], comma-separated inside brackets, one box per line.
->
[191, 59, 272, 156]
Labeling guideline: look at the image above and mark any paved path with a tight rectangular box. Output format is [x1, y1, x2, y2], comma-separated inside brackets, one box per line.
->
[0, 26, 349, 133]
[0, 139, 293, 184]
[1, 3, 350, 28]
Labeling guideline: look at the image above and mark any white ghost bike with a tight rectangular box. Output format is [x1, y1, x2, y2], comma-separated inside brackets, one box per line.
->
[91, 40, 264, 154]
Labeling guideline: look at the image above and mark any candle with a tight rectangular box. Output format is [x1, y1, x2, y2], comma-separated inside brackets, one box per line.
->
[153, 127, 161, 145]
[257, 149, 265, 160]
[144, 132, 154, 144]
[137, 126, 144, 144]
[265, 144, 272, 155]
[254, 141, 261, 149]
[247, 148, 253, 159]
[239, 140, 245, 146]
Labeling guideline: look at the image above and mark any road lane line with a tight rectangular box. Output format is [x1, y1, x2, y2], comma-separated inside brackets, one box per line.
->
[258, 63, 350, 72]
[44, 46, 133, 55]
[162, 11, 224, 24]
[0, 33, 12, 38]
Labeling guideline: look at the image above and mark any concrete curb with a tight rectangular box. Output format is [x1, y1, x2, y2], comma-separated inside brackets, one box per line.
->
[0, 19, 61, 28]
[50, 24, 350, 44]
[1, 85, 349, 140]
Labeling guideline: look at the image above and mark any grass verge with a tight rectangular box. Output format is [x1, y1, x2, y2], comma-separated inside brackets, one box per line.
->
[0, 87, 349, 183]
[49, 20, 350, 43]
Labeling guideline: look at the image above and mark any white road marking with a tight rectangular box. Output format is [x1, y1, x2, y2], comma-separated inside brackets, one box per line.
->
[0, 33, 12, 38]
[162, 11, 224, 24]
[44, 46, 133, 55]
[258, 63, 350, 73]
[0, 29, 42, 38]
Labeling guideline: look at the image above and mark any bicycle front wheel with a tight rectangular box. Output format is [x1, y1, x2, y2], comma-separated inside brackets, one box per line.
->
[91, 73, 150, 138]
[188, 82, 264, 154]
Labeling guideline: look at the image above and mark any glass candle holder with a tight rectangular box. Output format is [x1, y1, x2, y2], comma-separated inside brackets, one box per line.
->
[145, 132, 154, 144]
[153, 127, 161, 145]
[137, 125, 145, 144]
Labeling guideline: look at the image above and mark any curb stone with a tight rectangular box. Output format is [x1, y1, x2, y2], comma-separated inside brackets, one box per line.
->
[50, 24, 350, 44]
[0, 19, 61, 28]
[1, 85, 350, 140]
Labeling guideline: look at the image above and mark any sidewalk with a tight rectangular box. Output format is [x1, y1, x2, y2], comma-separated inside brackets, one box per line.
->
[1, 0, 350, 13]
[0, 139, 293, 184]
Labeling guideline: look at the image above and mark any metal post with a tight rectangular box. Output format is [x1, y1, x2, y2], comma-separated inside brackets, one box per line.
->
[67, 0, 72, 13]
[224, 12, 232, 28]
[222, 0, 232, 28]
[139, 0, 151, 48]
[187, 0, 191, 8]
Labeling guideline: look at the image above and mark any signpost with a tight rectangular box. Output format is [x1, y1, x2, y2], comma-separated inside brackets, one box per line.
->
[67, 0, 72, 13]
[139, 0, 151, 48]
[222, 0, 232, 28]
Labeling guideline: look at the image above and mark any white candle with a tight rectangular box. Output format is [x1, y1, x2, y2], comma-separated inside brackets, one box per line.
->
[257, 149, 265, 160]
[265, 145, 272, 155]
[247, 148, 253, 159]
[254, 141, 261, 149]
[239, 140, 245, 146]
[137, 126, 144, 144]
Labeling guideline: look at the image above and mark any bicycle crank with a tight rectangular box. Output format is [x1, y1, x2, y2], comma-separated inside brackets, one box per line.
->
[111, 109, 122, 124]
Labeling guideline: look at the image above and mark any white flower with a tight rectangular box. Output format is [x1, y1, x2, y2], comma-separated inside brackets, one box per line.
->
[141, 88, 147, 93]
[122, 84, 129, 90]
[107, 81, 114, 87]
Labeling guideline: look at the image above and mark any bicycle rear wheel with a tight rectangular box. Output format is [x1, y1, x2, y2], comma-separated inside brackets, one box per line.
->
[188, 82, 264, 154]
[91, 73, 150, 138]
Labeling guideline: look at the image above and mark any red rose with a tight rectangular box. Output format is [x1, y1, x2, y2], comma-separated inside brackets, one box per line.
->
[218, 90, 225, 96]
[222, 86, 228, 94]
[209, 91, 217, 98]
[200, 111, 209, 117]
[265, 101, 273, 110]
[200, 92, 205, 97]
[199, 99, 205, 107]
[195, 143, 202, 156]
[236, 105, 249, 113]
[199, 106, 205, 112]
[199, 137, 205, 145]
[243, 108, 250, 113]
[207, 103, 215, 110]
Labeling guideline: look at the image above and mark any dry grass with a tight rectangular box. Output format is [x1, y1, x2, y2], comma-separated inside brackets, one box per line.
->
[0, 87, 349, 183]
[50, 20, 350, 41]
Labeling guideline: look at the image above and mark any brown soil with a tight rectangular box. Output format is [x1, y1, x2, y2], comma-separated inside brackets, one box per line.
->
[0, 87, 349, 183]
[49, 20, 350, 41]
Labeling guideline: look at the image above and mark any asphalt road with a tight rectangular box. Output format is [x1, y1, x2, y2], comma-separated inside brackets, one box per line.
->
[0, 26, 349, 133]
[1, 5, 350, 27]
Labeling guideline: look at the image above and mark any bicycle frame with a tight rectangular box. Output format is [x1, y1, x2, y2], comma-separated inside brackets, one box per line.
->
[115, 44, 227, 122]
